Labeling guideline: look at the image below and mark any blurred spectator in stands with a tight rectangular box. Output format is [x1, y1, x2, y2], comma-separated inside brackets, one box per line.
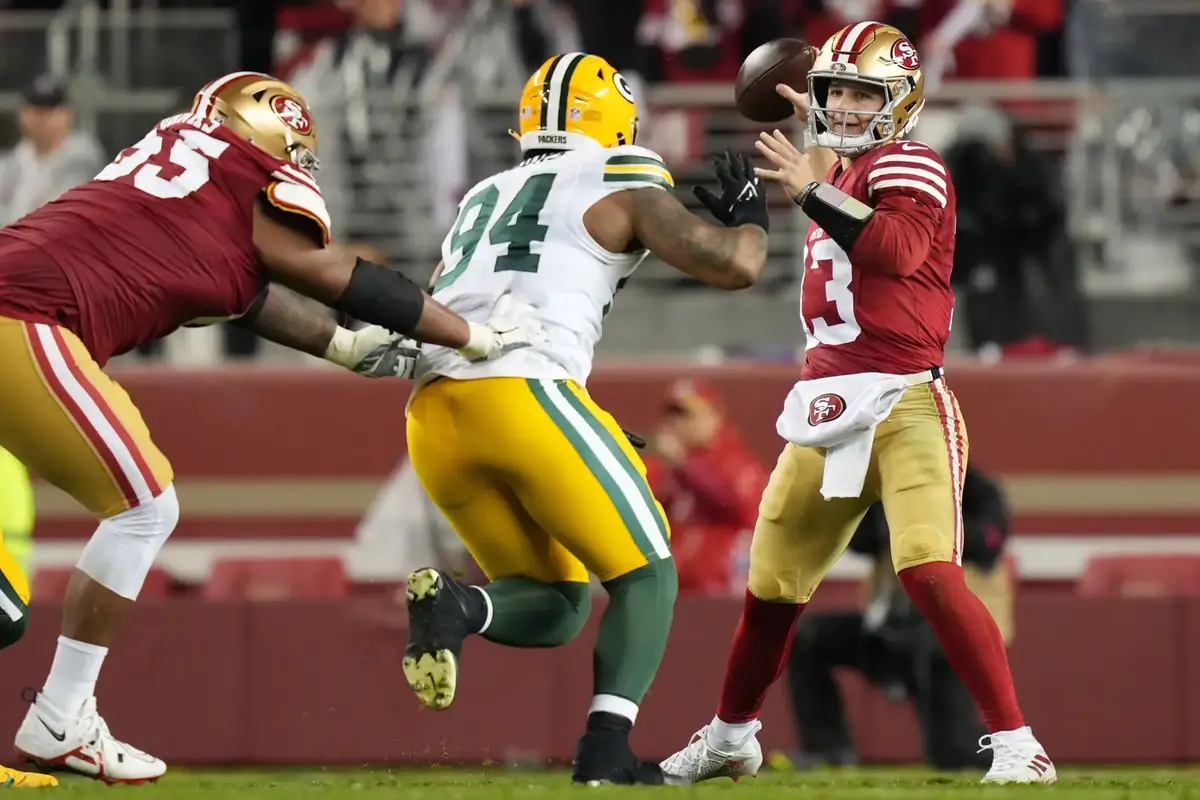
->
[945, 104, 1088, 358]
[643, 380, 767, 595]
[637, 0, 743, 83]
[285, 0, 464, 264]
[774, 0, 922, 53]
[0, 75, 104, 227]
[782, 466, 1013, 771]
[236, 0, 282, 75]
[504, 0, 583, 75]
[919, 0, 1063, 93]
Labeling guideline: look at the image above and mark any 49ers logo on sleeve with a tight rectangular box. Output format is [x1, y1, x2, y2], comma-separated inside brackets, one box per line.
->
[270, 95, 313, 135]
[808, 393, 846, 426]
[891, 38, 921, 70]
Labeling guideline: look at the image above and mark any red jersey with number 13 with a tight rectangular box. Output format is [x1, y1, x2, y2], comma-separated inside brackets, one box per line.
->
[800, 139, 956, 380]
[0, 113, 331, 365]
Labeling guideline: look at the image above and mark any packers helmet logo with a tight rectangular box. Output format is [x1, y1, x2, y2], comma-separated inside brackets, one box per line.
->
[270, 95, 313, 135]
[613, 72, 635, 104]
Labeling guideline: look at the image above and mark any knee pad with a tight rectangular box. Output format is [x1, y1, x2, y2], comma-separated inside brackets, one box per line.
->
[77, 482, 180, 600]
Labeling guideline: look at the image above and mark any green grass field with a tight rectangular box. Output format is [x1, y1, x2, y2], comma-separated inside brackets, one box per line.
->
[27, 766, 1200, 799]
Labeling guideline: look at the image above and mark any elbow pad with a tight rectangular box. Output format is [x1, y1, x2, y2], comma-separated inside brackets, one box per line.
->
[332, 258, 426, 335]
[795, 181, 875, 253]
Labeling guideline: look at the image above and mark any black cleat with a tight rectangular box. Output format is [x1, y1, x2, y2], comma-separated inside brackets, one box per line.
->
[402, 567, 472, 710]
[571, 715, 666, 786]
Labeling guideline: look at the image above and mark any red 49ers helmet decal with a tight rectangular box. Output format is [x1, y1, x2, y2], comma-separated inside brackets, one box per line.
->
[890, 38, 921, 70]
[270, 95, 313, 135]
[808, 393, 847, 426]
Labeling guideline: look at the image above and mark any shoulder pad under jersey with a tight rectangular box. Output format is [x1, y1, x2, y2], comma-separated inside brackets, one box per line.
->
[599, 145, 674, 194]
[265, 164, 332, 245]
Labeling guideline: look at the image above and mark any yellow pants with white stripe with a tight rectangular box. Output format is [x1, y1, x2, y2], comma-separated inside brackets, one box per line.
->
[0, 448, 31, 644]
[406, 377, 672, 583]
[0, 447, 34, 576]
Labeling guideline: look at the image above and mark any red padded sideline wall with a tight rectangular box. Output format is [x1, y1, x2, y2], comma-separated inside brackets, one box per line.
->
[32, 357, 1200, 545]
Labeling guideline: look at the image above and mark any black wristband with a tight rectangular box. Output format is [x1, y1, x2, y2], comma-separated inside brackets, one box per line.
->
[332, 258, 426, 335]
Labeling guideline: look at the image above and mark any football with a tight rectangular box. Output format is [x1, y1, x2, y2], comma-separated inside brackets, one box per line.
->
[734, 38, 817, 123]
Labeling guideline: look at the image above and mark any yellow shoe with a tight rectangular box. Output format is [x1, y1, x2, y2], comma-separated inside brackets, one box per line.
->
[0, 765, 58, 788]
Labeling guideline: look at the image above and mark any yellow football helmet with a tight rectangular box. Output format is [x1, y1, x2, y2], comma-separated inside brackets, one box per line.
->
[514, 53, 638, 152]
[190, 71, 319, 170]
[807, 22, 925, 156]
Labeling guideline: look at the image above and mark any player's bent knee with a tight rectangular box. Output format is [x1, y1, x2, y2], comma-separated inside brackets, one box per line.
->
[747, 546, 817, 604]
[543, 582, 593, 646]
[76, 482, 180, 600]
[603, 558, 678, 609]
[891, 524, 954, 572]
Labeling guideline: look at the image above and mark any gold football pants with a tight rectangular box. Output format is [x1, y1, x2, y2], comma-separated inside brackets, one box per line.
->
[749, 379, 968, 603]
[407, 377, 672, 583]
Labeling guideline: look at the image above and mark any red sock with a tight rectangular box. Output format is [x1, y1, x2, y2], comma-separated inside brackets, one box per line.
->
[898, 561, 1024, 732]
[715, 590, 805, 723]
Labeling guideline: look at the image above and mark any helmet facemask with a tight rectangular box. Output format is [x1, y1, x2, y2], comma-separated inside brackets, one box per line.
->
[808, 74, 923, 157]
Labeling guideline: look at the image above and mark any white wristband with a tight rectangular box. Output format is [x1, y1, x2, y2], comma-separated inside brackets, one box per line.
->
[323, 326, 357, 368]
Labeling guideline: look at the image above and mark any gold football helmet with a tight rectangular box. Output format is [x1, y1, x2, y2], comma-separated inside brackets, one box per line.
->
[807, 22, 925, 156]
[514, 53, 638, 152]
[190, 71, 319, 170]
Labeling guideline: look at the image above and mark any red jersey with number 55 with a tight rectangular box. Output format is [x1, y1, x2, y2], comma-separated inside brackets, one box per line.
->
[0, 112, 331, 365]
[800, 139, 956, 380]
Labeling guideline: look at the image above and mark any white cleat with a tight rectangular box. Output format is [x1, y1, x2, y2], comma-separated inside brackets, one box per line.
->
[14, 693, 166, 784]
[978, 727, 1056, 784]
[660, 720, 763, 784]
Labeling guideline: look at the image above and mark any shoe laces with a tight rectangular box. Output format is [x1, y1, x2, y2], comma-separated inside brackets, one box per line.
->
[78, 703, 149, 758]
[977, 733, 1030, 772]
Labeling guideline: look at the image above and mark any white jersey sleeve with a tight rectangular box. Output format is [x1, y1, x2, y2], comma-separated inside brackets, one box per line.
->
[561, 145, 674, 266]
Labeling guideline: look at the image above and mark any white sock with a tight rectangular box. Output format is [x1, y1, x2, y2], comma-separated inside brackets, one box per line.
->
[589, 694, 639, 724]
[709, 715, 757, 748]
[41, 636, 108, 717]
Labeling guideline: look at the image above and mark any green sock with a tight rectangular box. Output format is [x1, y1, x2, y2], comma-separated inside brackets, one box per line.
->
[479, 577, 591, 648]
[592, 559, 678, 705]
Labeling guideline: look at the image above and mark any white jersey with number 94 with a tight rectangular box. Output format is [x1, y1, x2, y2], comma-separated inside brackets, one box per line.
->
[416, 144, 674, 385]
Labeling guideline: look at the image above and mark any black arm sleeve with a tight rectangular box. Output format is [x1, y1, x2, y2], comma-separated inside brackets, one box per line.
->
[795, 180, 876, 253]
[331, 258, 427, 335]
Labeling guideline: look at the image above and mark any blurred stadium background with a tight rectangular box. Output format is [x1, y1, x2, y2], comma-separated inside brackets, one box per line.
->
[1, 0, 1200, 772]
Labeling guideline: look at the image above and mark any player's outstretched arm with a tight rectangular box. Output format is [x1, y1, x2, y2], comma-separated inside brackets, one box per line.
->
[624, 187, 767, 289]
[232, 283, 422, 378]
[597, 150, 769, 290]
[252, 201, 530, 360]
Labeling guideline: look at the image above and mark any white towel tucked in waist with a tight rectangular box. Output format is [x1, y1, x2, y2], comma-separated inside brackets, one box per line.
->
[776, 369, 940, 499]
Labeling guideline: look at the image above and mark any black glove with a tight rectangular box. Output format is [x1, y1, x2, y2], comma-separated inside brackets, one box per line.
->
[693, 151, 770, 233]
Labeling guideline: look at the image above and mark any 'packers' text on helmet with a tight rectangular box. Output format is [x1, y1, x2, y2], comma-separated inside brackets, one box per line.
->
[807, 22, 925, 157]
[191, 71, 319, 171]
[515, 53, 638, 152]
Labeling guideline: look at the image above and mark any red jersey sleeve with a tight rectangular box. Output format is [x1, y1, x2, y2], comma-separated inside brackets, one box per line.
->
[851, 144, 951, 277]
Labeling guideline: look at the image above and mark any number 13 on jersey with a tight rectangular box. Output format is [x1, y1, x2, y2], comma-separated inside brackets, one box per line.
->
[801, 233, 861, 347]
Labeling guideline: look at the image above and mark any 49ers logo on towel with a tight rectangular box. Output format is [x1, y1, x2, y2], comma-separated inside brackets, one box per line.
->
[270, 95, 313, 135]
[891, 38, 921, 70]
[808, 393, 846, 426]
